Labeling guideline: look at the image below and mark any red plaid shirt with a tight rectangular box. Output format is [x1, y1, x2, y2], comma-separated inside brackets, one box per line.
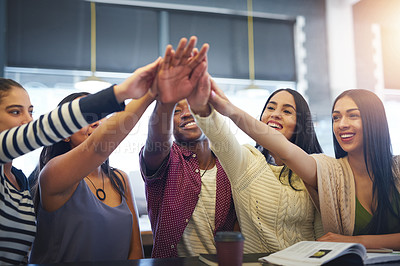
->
[139, 142, 237, 258]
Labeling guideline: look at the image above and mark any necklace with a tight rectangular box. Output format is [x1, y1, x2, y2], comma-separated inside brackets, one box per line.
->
[85, 173, 106, 201]
[200, 156, 214, 178]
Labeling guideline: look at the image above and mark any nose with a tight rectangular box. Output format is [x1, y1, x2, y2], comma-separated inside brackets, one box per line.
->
[270, 108, 282, 119]
[180, 107, 192, 118]
[338, 116, 349, 129]
[90, 120, 100, 128]
[20, 111, 33, 125]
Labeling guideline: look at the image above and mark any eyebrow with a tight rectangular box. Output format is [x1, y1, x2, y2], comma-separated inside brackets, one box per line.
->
[268, 101, 296, 111]
[332, 108, 359, 114]
[6, 104, 34, 109]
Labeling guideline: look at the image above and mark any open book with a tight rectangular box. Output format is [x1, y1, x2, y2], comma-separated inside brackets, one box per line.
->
[258, 241, 400, 265]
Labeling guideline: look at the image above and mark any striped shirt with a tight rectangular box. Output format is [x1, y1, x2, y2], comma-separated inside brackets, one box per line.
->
[0, 86, 123, 264]
[177, 166, 217, 256]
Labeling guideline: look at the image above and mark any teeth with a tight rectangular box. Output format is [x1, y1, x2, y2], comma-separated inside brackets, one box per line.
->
[268, 122, 282, 129]
[185, 122, 196, 127]
[341, 134, 354, 138]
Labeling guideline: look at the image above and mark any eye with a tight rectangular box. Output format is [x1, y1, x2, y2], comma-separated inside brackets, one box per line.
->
[9, 110, 21, 115]
[332, 115, 340, 122]
[266, 106, 274, 111]
[349, 113, 360, 119]
[174, 109, 181, 115]
[283, 109, 293, 115]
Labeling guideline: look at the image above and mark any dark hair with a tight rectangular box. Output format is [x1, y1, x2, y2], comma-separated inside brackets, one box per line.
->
[32, 92, 127, 212]
[0, 78, 25, 103]
[332, 89, 400, 234]
[255, 88, 323, 190]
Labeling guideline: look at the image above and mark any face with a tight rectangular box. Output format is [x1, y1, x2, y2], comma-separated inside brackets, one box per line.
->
[261, 91, 297, 140]
[68, 120, 101, 149]
[0, 87, 33, 132]
[173, 99, 205, 143]
[67, 95, 101, 148]
[332, 96, 363, 155]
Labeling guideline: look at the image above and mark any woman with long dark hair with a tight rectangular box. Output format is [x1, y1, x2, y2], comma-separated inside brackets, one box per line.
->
[29, 91, 154, 263]
[187, 76, 324, 253]
[195, 82, 400, 250]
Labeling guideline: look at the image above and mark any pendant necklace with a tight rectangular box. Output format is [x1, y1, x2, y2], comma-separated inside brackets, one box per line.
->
[85, 172, 106, 201]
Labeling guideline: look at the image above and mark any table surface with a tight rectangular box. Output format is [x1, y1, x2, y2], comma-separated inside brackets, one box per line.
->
[27, 254, 400, 266]
[27, 255, 272, 266]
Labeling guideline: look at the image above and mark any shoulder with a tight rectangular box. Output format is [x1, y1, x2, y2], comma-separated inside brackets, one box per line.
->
[112, 168, 129, 183]
[393, 156, 400, 189]
[310, 153, 347, 168]
[12, 166, 29, 190]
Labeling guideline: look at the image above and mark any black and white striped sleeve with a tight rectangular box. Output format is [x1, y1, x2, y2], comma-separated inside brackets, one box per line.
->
[0, 85, 124, 164]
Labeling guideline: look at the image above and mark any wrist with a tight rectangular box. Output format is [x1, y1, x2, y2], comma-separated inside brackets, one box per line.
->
[113, 84, 129, 103]
[190, 104, 211, 117]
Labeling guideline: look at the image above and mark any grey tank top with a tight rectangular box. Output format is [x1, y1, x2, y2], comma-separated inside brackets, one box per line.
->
[29, 179, 133, 263]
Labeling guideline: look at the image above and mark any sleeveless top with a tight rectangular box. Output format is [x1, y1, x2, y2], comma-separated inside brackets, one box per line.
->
[29, 179, 133, 263]
[354, 196, 400, 235]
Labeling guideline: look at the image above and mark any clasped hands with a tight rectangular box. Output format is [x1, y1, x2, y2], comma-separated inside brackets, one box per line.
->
[116, 35, 233, 116]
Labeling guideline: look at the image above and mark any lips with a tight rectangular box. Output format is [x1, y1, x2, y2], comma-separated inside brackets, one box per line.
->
[267, 121, 283, 130]
[339, 133, 355, 141]
[180, 120, 197, 129]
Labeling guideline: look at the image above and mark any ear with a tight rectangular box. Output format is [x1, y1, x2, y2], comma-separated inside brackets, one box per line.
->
[63, 137, 70, 142]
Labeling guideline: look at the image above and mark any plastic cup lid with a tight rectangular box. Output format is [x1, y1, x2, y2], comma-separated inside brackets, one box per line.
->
[214, 231, 245, 242]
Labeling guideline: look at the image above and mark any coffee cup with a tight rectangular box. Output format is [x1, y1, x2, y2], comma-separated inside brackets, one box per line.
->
[214, 231, 245, 266]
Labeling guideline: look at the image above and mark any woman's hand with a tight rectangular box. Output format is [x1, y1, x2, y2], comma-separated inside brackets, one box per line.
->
[318, 232, 362, 244]
[208, 78, 235, 117]
[114, 57, 161, 102]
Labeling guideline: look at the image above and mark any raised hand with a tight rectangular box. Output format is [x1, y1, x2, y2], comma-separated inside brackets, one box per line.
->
[114, 57, 161, 102]
[156, 36, 209, 103]
[208, 78, 235, 117]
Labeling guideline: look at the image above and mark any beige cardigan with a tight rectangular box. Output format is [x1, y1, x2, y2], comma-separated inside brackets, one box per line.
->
[311, 154, 400, 235]
[193, 109, 323, 253]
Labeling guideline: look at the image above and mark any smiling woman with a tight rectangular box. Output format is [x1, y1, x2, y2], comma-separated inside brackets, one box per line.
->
[193, 84, 400, 250]
[188, 81, 324, 254]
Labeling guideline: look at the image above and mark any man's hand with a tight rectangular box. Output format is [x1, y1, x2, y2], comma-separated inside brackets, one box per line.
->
[156, 36, 209, 103]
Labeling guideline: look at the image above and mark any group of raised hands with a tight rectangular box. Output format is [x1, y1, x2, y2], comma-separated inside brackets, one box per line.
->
[112, 35, 233, 116]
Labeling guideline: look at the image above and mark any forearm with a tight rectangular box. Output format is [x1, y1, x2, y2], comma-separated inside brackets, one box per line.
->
[192, 107, 248, 179]
[358, 233, 400, 250]
[0, 86, 123, 164]
[88, 92, 155, 158]
[143, 101, 175, 170]
[228, 104, 318, 188]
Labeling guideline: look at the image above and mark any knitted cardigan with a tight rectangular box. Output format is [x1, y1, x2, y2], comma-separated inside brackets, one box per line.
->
[193, 109, 323, 253]
[311, 154, 400, 235]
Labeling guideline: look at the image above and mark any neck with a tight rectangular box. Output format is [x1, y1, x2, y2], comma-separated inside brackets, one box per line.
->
[3, 162, 13, 174]
[177, 138, 210, 153]
[177, 139, 215, 170]
[348, 151, 370, 179]
[269, 151, 284, 166]
[87, 166, 103, 180]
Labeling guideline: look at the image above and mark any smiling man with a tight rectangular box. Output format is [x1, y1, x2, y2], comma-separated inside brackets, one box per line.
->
[139, 98, 237, 258]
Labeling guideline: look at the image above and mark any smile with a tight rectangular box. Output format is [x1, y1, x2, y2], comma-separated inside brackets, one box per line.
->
[267, 121, 283, 130]
[181, 121, 197, 129]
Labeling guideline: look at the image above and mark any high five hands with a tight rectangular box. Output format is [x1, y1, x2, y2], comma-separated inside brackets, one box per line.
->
[154, 36, 209, 103]
[116, 36, 215, 109]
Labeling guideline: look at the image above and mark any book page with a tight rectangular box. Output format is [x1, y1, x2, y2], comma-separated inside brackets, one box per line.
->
[259, 241, 366, 266]
[365, 252, 400, 264]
